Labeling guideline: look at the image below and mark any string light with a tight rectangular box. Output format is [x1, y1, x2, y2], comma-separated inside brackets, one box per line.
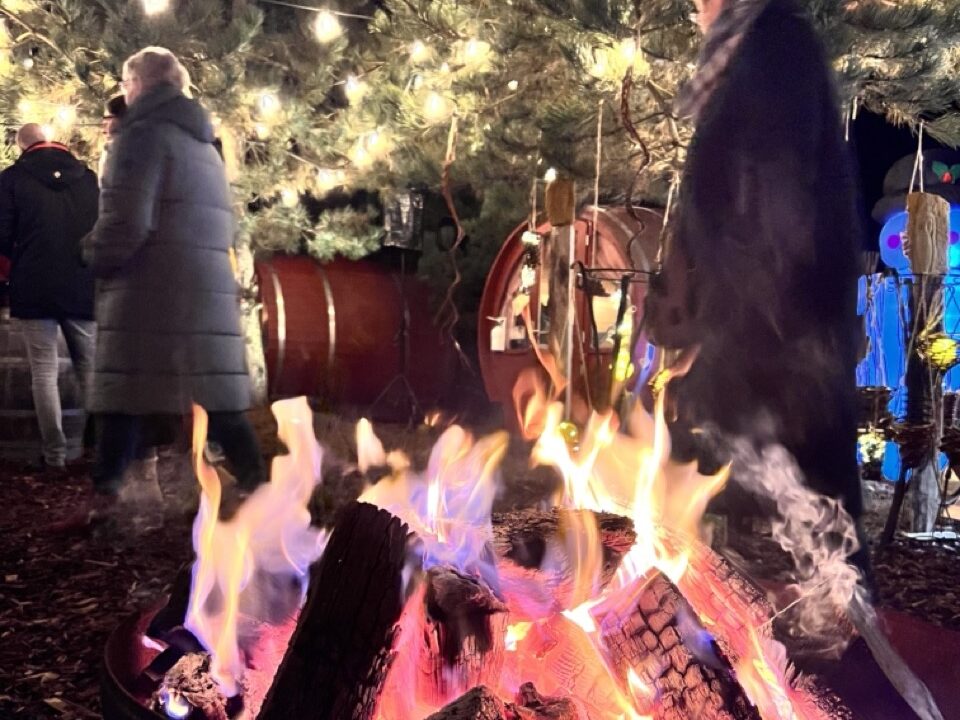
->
[462, 39, 491, 66]
[507, 80, 519, 91]
[344, 75, 367, 104]
[55, 105, 76, 127]
[22, 58, 34, 70]
[257, 91, 280, 119]
[254, 123, 270, 140]
[17, 98, 36, 117]
[423, 92, 453, 123]
[279, 187, 299, 208]
[141, 0, 170, 15]
[316, 168, 345, 192]
[313, 10, 342, 43]
[40, 124, 55, 141]
[544, 167, 558, 183]
[365, 129, 392, 158]
[409, 40, 431, 64]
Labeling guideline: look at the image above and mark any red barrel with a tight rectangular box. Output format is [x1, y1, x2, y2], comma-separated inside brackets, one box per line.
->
[477, 206, 663, 431]
[256, 256, 455, 419]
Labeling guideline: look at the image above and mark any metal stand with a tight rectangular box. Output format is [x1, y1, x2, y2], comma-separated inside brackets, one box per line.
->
[370, 252, 423, 424]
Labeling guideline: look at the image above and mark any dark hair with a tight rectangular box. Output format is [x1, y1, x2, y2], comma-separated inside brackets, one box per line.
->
[106, 95, 127, 118]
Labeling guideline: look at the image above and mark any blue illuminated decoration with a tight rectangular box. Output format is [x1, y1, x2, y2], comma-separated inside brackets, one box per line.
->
[860, 205, 960, 480]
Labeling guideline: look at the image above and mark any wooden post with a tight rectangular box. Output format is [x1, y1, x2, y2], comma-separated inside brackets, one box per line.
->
[901, 192, 949, 533]
[545, 179, 576, 417]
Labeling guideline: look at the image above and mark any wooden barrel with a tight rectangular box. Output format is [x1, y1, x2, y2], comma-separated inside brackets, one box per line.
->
[0, 310, 84, 463]
[477, 206, 663, 432]
[255, 255, 455, 419]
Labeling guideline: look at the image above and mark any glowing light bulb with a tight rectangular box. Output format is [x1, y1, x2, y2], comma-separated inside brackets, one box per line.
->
[40, 124, 54, 141]
[411, 74, 424, 90]
[423, 92, 453, 123]
[253, 123, 270, 140]
[279, 187, 298, 208]
[507, 79, 519, 91]
[462, 39, 491, 65]
[365, 129, 392, 158]
[142, 0, 169, 14]
[316, 168, 343, 191]
[344, 75, 367, 103]
[257, 91, 280, 119]
[55, 105, 76, 126]
[22, 58, 34, 70]
[544, 167, 558, 183]
[409, 40, 431, 63]
[141, 0, 170, 14]
[17, 98, 35, 117]
[313, 10, 342, 43]
[619, 38, 637, 63]
[439, 62, 451, 75]
[351, 142, 372, 169]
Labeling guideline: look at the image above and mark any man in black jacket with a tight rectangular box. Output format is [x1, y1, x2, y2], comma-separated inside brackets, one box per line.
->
[645, 0, 871, 579]
[0, 124, 99, 471]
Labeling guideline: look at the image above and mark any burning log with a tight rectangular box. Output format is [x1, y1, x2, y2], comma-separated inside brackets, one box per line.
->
[591, 571, 760, 720]
[150, 652, 238, 720]
[257, 501, 412, 720]
[418, 566, 509, 705]
[422, 684, 580, 720]
[491, 508, 635, 619]
[515, 682, 581, 719]
[422, 686, 508, 720]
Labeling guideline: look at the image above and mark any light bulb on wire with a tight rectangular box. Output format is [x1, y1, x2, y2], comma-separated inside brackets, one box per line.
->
[279, 187, 299, 208]
[313, 10, 342, 43]
[257, 91, 280, 119]
[40, 124, 55, 141]
[544, 167, 558, 183]
[462, 39, 491, 65]
[141, 0, 170, 15]
[22, 57, 34, 70]
[409, 40, 431, 64]
[254, 123, 270, 140]
[423, 92, 453, 123]
[344, 75, 367, 104]
[55, 105, 76, 127]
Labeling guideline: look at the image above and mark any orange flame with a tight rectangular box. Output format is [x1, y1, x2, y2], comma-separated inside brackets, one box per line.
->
[184, 399, 327, 696]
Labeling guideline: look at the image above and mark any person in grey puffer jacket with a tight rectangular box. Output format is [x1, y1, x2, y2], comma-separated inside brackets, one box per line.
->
[80, 47, 264, 517]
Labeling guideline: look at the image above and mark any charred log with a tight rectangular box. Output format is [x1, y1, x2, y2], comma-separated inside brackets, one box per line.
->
[422, 686, 508, 720]
[491, 508, 635, 619]
[418, 566, 509, 705]
[422, 684, 580, 720]
[515, 682, 581, 720]
[257, 501, 411, 720]
[150, 652, 240, 720]
[591, 571, 760, 720]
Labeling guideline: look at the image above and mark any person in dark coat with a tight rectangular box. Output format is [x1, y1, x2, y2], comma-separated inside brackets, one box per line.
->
[0, 124, 98, 472]
[644, 0, 870, 577]
[80, 47, 264, 516]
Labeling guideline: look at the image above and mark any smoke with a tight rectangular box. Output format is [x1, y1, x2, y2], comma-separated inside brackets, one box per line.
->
[727, 440, 861, 657]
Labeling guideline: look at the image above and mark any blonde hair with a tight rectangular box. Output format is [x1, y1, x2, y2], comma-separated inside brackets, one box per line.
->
[123, 46, 191, 94]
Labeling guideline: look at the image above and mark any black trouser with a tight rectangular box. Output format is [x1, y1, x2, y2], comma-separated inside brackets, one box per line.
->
[93, 411, 265, 495]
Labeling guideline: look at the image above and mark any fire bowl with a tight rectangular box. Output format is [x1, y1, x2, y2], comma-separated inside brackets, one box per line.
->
[102, 606, 167, 720]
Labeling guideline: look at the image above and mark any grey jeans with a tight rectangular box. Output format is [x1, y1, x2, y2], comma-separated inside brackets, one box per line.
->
[17, 318, 96, 467]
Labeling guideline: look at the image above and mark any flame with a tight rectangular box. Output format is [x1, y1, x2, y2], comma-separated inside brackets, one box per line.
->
[184, 399, 328, 696]
[360, 422, 507, 581]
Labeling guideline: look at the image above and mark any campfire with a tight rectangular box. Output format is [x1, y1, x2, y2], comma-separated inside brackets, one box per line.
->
[105, 381, 856, 720]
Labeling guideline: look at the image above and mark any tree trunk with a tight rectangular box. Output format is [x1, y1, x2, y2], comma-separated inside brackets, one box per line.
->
[417, 566, 509, 706]
[257, 501, 411, 720]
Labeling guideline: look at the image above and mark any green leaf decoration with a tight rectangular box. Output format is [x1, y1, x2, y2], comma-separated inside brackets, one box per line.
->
[933, 161, 950, 177]
[950, 165, 960, 182]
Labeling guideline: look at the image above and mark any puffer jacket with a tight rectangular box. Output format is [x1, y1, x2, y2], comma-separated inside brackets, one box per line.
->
[84, 83, 250, 414]
[0, 143, 98, 320]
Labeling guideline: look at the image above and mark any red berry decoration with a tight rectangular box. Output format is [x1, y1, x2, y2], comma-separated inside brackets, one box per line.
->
[944, 172, 953, 183]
